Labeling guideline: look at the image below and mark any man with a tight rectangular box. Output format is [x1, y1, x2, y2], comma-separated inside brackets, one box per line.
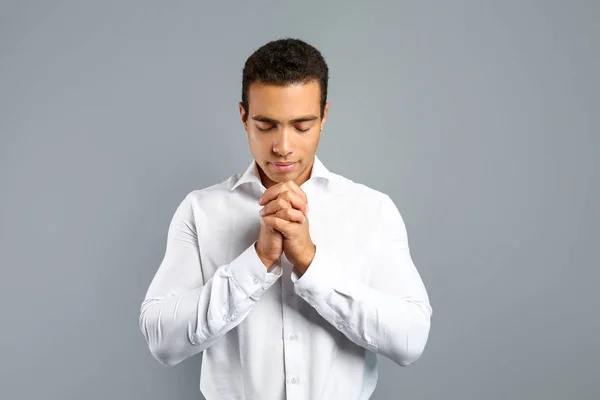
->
[139, 38, 432, 400]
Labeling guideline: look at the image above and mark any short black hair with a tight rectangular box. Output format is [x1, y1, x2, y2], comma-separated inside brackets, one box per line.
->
[241, 38, 329, 118]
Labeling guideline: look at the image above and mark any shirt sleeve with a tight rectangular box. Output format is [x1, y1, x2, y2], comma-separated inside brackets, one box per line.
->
[139, 192, 283, 367]
[291, 194, 432, 366]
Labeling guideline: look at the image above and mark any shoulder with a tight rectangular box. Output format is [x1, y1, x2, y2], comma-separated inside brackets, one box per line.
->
[328, 172, 404, 230]
[329, 171, 391, 206]
[181, 174, 238, 207]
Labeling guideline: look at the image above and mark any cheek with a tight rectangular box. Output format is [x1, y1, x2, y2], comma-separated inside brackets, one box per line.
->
[248, 131, 272, 150]
[248, 130, 262, 144]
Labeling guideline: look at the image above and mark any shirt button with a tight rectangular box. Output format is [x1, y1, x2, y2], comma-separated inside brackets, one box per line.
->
[290, 377, 297, 384]
[301, 291, 308, 297]
[223, 315, 228, 321]
[289, 333, 296, 341]
[262, 284, 269, 289]
[253, 278, 259, 284]
[338, 323, 344, 330]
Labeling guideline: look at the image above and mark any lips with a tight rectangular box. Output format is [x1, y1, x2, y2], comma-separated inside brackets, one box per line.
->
[270, 162, 297, 172]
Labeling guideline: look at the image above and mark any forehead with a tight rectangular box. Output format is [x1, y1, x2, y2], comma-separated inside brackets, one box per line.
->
[247, 80, 320, 117]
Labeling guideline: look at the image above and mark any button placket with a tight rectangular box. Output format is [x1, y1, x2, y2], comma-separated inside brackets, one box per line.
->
[281, 257, 303, 398]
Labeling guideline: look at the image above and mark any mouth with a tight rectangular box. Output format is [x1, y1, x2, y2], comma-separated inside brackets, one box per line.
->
[270, 162, 297, 172]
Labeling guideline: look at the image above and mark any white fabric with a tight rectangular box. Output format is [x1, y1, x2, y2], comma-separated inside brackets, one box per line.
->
[139, 155, 432, 400]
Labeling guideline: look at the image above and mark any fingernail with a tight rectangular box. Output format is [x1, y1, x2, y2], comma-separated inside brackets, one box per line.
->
[259, 208, 265, 216]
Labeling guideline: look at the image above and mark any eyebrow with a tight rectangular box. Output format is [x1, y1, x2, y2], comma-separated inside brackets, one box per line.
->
[251, 115, 319, 124]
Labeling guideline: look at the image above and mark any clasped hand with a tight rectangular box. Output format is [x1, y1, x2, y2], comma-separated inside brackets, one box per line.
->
[258, 181, 315, 273]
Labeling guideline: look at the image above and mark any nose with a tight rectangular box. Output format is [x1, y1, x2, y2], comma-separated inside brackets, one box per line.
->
[273, 127, 292, 156]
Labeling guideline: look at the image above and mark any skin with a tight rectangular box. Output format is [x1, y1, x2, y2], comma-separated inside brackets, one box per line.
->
[239, 80, 329, 275]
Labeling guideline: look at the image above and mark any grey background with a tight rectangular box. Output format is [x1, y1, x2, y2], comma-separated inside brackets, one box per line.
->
[1, 1, 598, 399]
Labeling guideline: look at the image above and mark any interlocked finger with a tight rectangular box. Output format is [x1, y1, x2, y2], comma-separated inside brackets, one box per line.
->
[273, 205, 306, 224]
[275, 190, 308, 216]
[260, 196, 307, 219]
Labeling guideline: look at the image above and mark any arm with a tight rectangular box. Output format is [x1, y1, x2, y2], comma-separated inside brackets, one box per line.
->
[139, 192, 282, 367]
[290, 194, 432, 366]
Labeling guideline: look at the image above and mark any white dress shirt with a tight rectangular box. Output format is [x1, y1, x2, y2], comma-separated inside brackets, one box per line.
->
[139, 155, 432, 400]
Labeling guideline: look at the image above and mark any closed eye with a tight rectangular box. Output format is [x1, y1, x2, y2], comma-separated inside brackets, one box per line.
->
[256, 125, 311, 133]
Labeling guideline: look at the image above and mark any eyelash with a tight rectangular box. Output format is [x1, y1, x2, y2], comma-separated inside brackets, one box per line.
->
[257, 126, 310, 133]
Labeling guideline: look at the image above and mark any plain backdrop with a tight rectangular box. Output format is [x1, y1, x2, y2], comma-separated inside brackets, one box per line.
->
[1, 1, 598, 399]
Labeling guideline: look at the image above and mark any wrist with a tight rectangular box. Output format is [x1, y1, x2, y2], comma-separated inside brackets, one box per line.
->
[255, 242, 276, 270]
[295, 243, 316, 276]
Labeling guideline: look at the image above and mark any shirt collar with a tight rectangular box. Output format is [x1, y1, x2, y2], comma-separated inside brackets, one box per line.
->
[230, 154, 333, 192]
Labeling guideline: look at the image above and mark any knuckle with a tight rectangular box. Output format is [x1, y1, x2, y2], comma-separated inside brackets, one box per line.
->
[275, 197, 287, 208]
[282, 207, 296, 220]
[280, 192, 291, 203]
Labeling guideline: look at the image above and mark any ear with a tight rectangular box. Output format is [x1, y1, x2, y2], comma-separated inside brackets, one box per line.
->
[239, 102, 248, 131]
[320, 102, 329, 130]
